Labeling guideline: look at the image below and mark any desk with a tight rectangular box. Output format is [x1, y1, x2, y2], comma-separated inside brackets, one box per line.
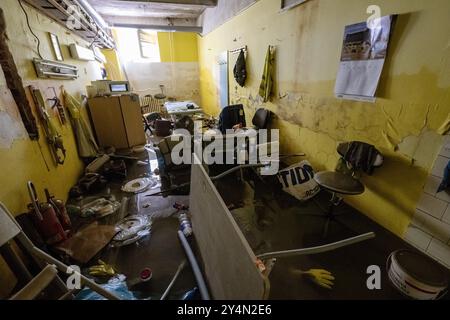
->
[165, 101, 203, 119]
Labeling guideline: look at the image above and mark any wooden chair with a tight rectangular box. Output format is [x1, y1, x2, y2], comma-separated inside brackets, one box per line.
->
[140, 94, 168, 116]
[0, 202, 119, 300]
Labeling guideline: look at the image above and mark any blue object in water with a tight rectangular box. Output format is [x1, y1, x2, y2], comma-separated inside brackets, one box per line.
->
[437, 161, 450, 193]
[75, 275, 137, 300]
[181, 287, 199, 300]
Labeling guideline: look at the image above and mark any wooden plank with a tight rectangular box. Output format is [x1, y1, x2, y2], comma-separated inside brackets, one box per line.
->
[0, 9, 38, 139]
[190, 155, 266, 299]
[10, 265, 57, 300]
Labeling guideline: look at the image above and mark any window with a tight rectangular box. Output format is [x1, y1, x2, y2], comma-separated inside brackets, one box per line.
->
[138, 29, 160, 61]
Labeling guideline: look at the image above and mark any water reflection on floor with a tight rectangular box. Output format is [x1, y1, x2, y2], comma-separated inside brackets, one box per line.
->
[212, 174, 444, 300]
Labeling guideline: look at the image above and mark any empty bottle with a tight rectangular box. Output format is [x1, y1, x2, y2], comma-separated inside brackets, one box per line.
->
[179, 213, 193, 238]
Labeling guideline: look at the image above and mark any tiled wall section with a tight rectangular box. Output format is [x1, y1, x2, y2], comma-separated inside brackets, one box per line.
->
[405, 135, 450, 269]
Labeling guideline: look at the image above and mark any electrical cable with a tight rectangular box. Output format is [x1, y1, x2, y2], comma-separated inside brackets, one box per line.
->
[17, 0, 43, 59]
[89, 25, 99, 48]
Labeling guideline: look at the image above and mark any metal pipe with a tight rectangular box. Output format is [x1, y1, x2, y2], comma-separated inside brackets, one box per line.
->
[77, 0, 108, 30]
[160, 260, 187, 300]
[177, 231, 210, 300]
[145, 163, 266, 197]
[256, 232, 376, 260]
[111, 23, 202, 33]
[211, 163, 266, 181]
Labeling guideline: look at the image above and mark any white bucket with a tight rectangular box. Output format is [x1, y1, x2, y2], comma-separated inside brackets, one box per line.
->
[387, 250, 448, 300]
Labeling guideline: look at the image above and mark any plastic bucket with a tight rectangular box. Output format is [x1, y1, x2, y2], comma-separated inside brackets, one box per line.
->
[387, 249, 448, 300]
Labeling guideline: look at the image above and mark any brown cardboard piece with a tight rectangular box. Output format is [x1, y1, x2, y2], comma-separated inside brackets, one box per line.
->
[55, 222, 116, 264]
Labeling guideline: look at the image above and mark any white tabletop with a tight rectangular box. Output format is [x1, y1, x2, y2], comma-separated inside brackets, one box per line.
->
[165, 101, 202, 115]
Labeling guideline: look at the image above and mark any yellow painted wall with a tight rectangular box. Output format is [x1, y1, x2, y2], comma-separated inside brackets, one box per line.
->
[101, 48, 125, 81]
[197, 0, 450, 236]
[0, 0, 104, 297]
[158, 32, 199, 63]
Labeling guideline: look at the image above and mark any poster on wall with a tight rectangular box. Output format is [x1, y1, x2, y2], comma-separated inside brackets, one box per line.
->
[334, 15, 397, 102]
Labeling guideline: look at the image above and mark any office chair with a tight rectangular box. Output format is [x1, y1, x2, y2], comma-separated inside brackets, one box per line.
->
[252, 108, 272, 130]
[218, 104, 246, 133]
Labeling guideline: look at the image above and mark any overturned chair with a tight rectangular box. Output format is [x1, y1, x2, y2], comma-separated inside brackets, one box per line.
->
[313, 141, 384, 237]
[0, 202, 120, 300]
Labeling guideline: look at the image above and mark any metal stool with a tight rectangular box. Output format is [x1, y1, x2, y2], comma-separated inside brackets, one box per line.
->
[313, 171, 365, 237]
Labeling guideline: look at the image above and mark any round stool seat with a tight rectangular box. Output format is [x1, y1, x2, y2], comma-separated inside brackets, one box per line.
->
[314, 171, 365, 195]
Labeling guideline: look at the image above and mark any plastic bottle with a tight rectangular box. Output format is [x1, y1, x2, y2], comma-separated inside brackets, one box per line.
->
[181, 287, 198, 300]
[179, 213, 193, 238]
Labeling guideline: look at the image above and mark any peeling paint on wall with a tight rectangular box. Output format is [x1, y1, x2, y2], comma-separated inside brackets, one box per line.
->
[198, 0, 450, 237]
[125, 62, 200, 103]
[0, 86, 28, 148]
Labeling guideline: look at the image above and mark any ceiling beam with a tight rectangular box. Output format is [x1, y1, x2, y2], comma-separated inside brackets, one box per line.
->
[106, 15, 202, 33]
[113, 23, 202, 33]
[117, 0, 217, 7]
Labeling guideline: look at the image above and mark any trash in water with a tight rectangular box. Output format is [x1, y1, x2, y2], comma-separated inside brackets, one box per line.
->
[121, 177, 158, 193]
[80, 198, 120, 218]
[88, 259, 116, 277]
[111, 215, 152, 247]
[181, 287, 199, 300]
[75, 274, 138, 300]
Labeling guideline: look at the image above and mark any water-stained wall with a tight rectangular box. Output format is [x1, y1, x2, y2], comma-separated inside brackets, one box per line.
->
[0, 0, 105, 297]
[197, 0, 450, 237]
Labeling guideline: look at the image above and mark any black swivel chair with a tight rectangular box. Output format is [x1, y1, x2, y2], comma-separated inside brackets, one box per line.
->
[313, 141, 383, 237]
[252, 108, 271, 130]
[218, 104, 246, 133]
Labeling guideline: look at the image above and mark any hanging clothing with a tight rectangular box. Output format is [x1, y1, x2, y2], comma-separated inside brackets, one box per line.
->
[437, 161, 450, 193]
[64, 91, 99, 158]
[341, 141, 383, 175]
[233, 49, 247, 87]
[259, 46, 275, 102]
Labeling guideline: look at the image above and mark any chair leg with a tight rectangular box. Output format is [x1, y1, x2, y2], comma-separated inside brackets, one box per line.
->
[143, 116, 152, 135]
[0, 242, 33, 287]
[322, 203, 334, 238]
[322, 192, 343, 238]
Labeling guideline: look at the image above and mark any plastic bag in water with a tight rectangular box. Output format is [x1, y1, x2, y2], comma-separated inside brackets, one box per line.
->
[75, 274, 137, 300]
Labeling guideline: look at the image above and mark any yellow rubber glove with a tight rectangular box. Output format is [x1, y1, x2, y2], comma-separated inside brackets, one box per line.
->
[88, 260, 116, 277]
[293, 268, 335, 289]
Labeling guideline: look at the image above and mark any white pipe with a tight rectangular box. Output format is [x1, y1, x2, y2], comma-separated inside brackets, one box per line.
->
[31, 246, 120, 300]
[257, 232, 376, 260]
[77, 0, 108, 29]
[178, 231, 211, 300]
[160, 260, 187, 300]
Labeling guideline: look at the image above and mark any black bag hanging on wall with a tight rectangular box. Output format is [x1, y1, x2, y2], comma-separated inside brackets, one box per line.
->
[233, 49, 247, 87]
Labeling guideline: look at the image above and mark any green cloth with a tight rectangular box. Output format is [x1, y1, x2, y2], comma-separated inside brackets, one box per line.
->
[259, 46, 275, 102]
[64, 91, 99, 158]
